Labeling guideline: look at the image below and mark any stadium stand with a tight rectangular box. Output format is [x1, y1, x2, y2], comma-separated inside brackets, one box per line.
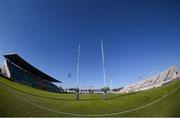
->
[119, 65, 179, 93]
[0, 53, 62, 93]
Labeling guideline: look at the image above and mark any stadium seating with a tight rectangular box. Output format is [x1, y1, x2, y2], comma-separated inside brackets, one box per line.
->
[119, 65, 178, 93]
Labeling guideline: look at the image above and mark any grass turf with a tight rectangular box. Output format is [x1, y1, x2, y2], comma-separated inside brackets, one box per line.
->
[0, 76, 180, 117]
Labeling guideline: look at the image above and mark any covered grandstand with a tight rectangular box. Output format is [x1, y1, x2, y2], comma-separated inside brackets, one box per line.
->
[119, 65, 179, 93]
[0, 53, 62, 93]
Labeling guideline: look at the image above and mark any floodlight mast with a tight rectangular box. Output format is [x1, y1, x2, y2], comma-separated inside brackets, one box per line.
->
[76, 41, 80, 100]
[100, 38, 106, 100]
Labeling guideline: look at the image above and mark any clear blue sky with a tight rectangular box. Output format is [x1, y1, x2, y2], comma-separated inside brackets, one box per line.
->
[0, 0, 180, 89]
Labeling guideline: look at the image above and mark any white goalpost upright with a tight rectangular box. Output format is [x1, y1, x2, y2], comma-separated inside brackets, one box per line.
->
[76, 41, 80, 100]
[100, 38, 107, 100]
[110, 73, 112, 92]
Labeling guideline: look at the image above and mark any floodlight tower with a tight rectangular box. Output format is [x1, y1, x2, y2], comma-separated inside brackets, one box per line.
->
[76, 41, 80, 100]
[100, 38, 106, 100]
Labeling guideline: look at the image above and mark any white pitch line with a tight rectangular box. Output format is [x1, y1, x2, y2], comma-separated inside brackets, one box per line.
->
[0, 82, 180, 117]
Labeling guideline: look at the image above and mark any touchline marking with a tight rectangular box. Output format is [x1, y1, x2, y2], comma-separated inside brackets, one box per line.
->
[0, 82, 180, 117]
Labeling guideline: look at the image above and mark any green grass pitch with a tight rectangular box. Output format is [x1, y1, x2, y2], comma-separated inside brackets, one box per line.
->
[0, 76, 180, 117]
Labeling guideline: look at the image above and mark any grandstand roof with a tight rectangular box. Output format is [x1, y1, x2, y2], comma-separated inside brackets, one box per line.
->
[4, 53, 61, 83]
